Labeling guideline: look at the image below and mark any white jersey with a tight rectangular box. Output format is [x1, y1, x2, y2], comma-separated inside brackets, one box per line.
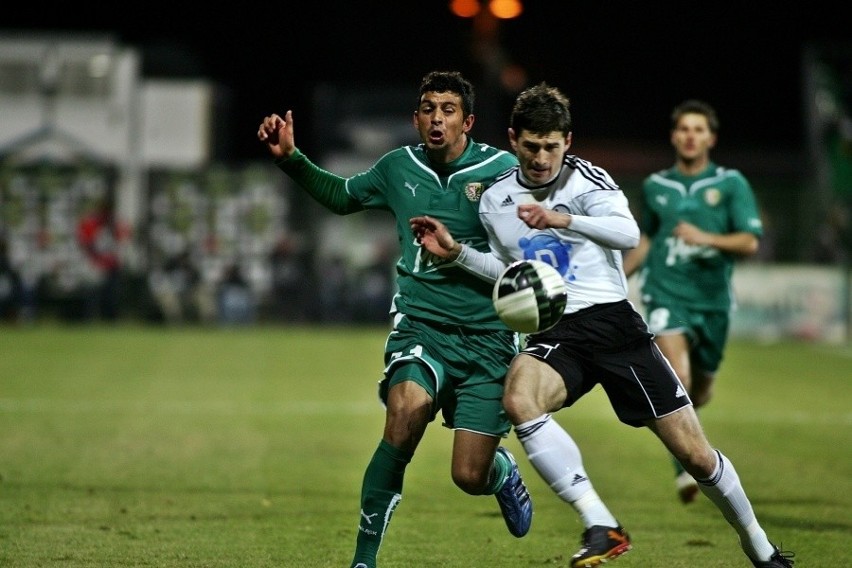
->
[455, 154, 639, 314]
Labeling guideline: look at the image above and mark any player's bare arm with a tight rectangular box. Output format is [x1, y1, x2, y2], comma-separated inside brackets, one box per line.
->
[257, 110, 295, 160]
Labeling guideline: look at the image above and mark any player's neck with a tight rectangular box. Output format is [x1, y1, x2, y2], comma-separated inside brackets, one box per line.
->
[428, 134, 468, 165]
[675, 155, 709, 176]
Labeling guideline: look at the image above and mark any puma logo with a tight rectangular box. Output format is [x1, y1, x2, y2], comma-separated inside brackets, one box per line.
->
[405, 182, 419, 197]
[360, 510, 378, 525]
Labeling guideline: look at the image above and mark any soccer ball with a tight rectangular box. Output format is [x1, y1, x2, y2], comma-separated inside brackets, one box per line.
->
[492, 259, 567, 334]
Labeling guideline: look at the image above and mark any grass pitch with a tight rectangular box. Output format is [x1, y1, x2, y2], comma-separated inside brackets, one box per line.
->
[1, 324, 849, 567]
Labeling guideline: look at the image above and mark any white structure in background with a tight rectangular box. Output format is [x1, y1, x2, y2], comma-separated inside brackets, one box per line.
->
[0, 33, 214, 230]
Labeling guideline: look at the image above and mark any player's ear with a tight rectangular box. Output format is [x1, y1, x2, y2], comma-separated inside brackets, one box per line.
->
[708, 133, 718, 149]
[463, 113, 475, 133]
[564, 132, 573, 152]
[508, 128, 524, 153]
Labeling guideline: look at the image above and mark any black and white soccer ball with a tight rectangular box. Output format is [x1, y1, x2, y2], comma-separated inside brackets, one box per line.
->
[492, 259, 567, 334]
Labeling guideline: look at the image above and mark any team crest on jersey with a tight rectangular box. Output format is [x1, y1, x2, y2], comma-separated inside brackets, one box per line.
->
[464, 183, 485, 202]
[704, 188, 721, 206]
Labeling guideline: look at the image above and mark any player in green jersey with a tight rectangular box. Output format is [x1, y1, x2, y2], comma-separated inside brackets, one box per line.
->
[257, 71, 532, 568]
[623, 99, 763, 504]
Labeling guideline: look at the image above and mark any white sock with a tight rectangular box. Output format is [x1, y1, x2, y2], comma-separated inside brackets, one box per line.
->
[515, 414, 617, 528]
[697, 450, 775, 561]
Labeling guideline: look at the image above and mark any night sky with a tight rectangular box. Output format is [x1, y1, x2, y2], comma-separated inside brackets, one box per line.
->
[5, 3, 850, 163]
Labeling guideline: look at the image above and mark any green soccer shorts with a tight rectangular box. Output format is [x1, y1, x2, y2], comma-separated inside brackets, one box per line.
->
[645, 301, 730, 373]
[378, 315, 518, 437]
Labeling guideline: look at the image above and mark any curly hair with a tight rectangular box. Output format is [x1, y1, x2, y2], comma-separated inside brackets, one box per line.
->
[418, 71, 475, 117]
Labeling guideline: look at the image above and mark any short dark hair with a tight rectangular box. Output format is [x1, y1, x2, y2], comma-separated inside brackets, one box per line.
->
[509, 82, 572, 136]
[418, 71, 475, 116]
[671, 99, 719, 133]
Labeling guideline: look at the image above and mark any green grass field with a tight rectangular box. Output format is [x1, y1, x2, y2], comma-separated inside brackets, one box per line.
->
[1, 324, 849, 567]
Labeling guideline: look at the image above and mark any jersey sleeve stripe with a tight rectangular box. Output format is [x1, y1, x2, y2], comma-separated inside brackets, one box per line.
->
[566, 155, 619, 190]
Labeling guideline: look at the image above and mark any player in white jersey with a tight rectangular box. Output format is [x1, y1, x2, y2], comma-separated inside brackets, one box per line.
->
[477, 153, 635, 312]
[411, 83, 793, 568]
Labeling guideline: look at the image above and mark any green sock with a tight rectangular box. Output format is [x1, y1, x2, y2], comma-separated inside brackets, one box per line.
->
[486, 448, 511, 495]
[672, 454, 686, 477]
[350, 440, 412, 568]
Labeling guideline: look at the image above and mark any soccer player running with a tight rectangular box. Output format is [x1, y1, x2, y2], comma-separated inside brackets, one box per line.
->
[411, 83, 794, 567]
[622, 100, 763, 504]
[257, 71, 535, 568]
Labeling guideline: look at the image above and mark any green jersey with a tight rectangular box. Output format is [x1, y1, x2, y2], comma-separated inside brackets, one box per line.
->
[637, 162, 763, 311]
[278, 139, 517, 329]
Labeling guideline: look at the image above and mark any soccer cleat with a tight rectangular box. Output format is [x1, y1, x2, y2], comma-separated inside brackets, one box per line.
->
[676, 470, 700, 504]
[494, 446, 533, 537]
[571, 525, 632, 568]
[750, 545, 795, 567]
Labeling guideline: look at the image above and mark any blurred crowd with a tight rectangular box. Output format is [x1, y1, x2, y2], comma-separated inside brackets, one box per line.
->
[0, 224, 397, 327]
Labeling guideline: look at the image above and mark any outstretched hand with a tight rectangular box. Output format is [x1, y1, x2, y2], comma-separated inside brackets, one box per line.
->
[410, 215, 462, 261]
[257, 110, 296, 159]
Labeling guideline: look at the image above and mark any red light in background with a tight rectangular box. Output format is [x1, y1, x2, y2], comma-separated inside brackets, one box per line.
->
[450, 0, 523, 19]
[450, 0, 481, 18]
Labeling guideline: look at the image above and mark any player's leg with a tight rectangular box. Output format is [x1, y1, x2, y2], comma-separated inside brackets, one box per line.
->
[648, 408, 790, 565]
[653, 322, 701, 502]
[451, 331, 533, 538]
[598, 304, 791, 565]
[515, 414, 631, 568]
[505, 353, 620, 525]
[450, 429, 502, 492]
[653, 332, 692, 390]
[505, 349, 629, 566]
[350, 368, 432, 568]
[673, 311, 728, 503]
[689, 365, 716, 407]
[689, 310, 729, 409]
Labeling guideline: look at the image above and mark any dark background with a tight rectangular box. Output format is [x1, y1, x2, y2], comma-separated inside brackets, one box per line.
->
[5, 2, 851, 162]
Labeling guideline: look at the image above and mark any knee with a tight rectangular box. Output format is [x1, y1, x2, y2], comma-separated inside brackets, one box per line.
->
[384, 417, 427, 452]
[658, 411, 718, 478]
[676, 445, 718, 479]
[689, 369, 716, 408]
[502, 389, 526, 424]
[451, 464, 489, 495]
[383, 394, 431, 451]
[502, 381, 553, 424]
[691, 388, 713, 408]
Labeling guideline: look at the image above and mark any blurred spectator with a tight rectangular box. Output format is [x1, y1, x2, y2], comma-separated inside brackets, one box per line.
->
[812, 200, 850, 264]
[148, 250, 216, 324]
[352, 241, 395, 323]
[76, 194, 130, 322]
[0, 236, 24, 323]
[751, 205, 777, 263]
[216, 262, 255, 325]
[317, 254, 351, 323]
[268, 233, 313, 322]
